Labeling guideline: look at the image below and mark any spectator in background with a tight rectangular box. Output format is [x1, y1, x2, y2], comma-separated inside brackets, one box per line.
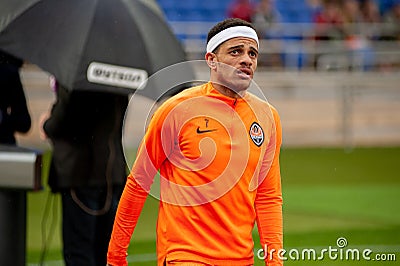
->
[341, 0, 376, 71]
[251, 0, 282, 38]
[361, 0, 382, 24]
[313, 0, 345, 40]
[227, 0, 255, 22]
[251, 0, 283, 67]
[307, 0, 323, 19]
[0, 50, 31, 145]
[342, 0, 364, 35]
[360, 0, 382, 40]
[341, 0, 367, 46]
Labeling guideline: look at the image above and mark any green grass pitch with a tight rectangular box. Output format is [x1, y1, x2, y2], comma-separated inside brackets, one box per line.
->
[26, 147, 400, 265]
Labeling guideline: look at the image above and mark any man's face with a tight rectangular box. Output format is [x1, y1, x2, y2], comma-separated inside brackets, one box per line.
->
[209, 37, 258, 94]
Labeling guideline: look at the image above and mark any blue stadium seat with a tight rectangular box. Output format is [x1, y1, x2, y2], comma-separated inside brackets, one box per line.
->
[199, 0, 230, 10]
[163, 8, 184, 21]
[274, 0, 314, 23]
[157, 0, 234, 23]
[379, 0, 397, 14]
[179, 0, 199, 11]
[181, 10, 206, 21]
[157, 0, 175, 10]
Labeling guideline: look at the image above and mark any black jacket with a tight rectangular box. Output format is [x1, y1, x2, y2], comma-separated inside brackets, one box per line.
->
[44, 86, 129, 192]
[0, 52, 31, 145]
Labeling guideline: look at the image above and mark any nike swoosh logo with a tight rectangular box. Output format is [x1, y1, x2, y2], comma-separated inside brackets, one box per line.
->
[196, 127, 217, 134]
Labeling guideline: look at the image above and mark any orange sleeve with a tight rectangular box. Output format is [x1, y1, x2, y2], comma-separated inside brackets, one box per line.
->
[255, 105, 283, 266]
[107, 100, 175, 265]
[107, 175, 148, 266]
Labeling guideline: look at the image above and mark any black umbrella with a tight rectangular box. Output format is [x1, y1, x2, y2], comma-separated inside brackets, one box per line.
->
[0, 0, 195, 99]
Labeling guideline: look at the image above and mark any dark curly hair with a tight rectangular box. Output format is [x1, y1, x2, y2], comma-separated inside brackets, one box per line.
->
[206, 18, 256, 52]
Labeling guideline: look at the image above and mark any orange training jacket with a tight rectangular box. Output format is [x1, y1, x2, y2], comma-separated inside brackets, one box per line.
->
[107, 82, 283, 265]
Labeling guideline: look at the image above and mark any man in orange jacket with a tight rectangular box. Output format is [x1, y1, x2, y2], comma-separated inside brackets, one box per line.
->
[107, 18, 283, 266]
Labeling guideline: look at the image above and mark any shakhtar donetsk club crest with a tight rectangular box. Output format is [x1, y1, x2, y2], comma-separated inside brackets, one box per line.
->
[249, 122, 264, 147]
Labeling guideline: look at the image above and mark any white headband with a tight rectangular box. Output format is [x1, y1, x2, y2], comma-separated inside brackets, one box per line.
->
[206, 25, 259, 53]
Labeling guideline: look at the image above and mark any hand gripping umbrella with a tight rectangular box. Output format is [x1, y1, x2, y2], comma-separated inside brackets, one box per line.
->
[0, 0, 196, 99]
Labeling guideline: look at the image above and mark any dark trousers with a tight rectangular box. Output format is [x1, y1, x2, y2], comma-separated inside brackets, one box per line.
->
[61, 185, 124, 266]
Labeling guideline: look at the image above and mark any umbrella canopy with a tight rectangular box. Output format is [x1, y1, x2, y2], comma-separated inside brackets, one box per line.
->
[0, 0, 195, 99]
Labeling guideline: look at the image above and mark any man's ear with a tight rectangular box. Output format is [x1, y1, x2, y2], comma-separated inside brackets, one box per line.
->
[205, 52, 217, 69]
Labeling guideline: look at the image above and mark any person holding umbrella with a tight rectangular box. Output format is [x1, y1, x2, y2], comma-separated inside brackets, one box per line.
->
[107, 18, 283, 266]
[41, 81, 129, 266]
